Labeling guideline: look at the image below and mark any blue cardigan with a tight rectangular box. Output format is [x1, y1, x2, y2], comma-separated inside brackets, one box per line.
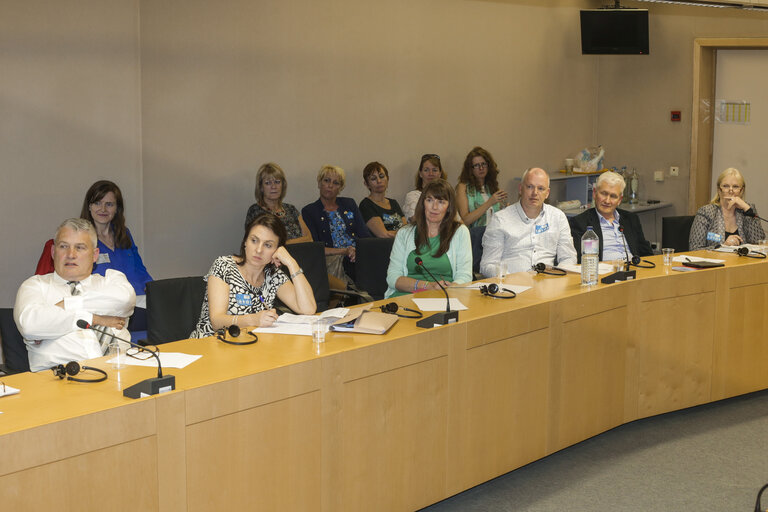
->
[301, 197, 371, 247]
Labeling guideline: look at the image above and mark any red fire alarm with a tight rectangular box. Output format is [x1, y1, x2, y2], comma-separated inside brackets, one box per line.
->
[671, 110, 681, 122]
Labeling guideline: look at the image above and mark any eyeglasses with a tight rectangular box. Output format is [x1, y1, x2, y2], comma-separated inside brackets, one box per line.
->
[471, 162, 489, 170]
[421, 153, 440, 161]
[720, 185, 742, 192]
[263, 179, 282, 187]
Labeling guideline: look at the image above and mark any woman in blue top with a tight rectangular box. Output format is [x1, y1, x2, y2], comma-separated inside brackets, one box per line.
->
[302, 165, 370, 284]
[456, 146, 507, 228]
[385, 179, 472, 298]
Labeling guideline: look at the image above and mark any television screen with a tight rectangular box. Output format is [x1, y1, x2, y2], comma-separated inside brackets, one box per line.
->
[580, 9, 649, 55]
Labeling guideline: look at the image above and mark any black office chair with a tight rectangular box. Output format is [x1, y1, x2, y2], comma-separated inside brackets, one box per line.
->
[146, 276, 206, 344]
[0, 308, 30, 374]
[662, 215, 695, 253]
[469, 226, 486, 278]
[353, 237, 394, 301]
[284, 241, 369, 312]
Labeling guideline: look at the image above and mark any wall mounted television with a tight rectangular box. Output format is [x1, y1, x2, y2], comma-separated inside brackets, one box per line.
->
[580, 9, 649, 55]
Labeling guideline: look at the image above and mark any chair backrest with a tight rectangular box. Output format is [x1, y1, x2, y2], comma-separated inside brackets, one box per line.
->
[146, 276, 206, 344]
[469, 226, 486, 276]
[284, 242, 331, 312]
[354, 237, 395, 301]
[662, 215, 695, 253]
[0, 308, 30, 373]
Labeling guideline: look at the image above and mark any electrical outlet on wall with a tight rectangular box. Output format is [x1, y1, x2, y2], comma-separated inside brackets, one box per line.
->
[654, 171, 664, 182]
[670, 166, 679, 177]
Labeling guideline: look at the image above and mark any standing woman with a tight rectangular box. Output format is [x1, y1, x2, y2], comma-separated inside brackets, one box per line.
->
[189, 213, 315, 338]
[402, 154, 448, 222]
[385, 179, 472, 298]
[358, 161, 407, 238]
[302, 165, 371, 284]
[456, 146, 507, 228]
[244, 162, 312, 243]
[689, 167, 765, 249]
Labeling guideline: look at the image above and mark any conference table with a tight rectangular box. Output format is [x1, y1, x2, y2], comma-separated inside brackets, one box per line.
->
[1, 250, 767, 511]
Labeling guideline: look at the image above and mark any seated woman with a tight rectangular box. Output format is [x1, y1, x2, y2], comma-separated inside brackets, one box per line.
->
[302, 165, 371, 285]
[385, 179, 472, 298]
[456, 146, 507, 228]
[35, 180, 152, 308]
[690, 167, 765, 249]
[358, 161, 407, 238]
[189, 213, 315, 338]
[244, 162, 312, 243]
[402, 154, 448, 222]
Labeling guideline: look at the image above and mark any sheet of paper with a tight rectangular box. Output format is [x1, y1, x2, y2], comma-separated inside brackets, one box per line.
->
[0, 384, 20, 397]
[276, 308, 349, 325]
[106, 352, 202, 369]
[712, 244, 765, 254]
[412, 298, 468, 311]
[452, 282, 532, 294]
[253, 324, 312, 336]
[672, 255, 725, 264]
[558, 263, 615, 275]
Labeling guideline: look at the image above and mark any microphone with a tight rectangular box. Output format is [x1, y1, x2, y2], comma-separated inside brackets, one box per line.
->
[413, 256, 459, 328]
[601, 227, 637, 284]
[77, 319, 176, 399]
[619, 226, 655, 269]
[740, 208, 768, 223]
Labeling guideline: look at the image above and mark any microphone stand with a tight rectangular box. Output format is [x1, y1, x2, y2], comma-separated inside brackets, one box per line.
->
[600, 226, 637, 284]
[413, 257, 459, 328]
[77, 320, 176, 399]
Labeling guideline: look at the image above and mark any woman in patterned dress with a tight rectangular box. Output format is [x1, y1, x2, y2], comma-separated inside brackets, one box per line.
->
[190, 213, 315, 338]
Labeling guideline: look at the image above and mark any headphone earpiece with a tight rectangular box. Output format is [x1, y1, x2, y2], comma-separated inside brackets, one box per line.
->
[736, 246, 767, 258]
[630, 256, 656, 268]
[51, 361, 108, 383]
[479, 283, 516, 299]
[378, 302, 423, 319]
[532, 263, 567, 276]
[216, 324, 258, 345]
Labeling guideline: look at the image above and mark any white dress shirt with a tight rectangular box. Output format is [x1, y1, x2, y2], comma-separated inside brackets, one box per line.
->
[14, 269, 136, 372]
[480, 202, 577, 277]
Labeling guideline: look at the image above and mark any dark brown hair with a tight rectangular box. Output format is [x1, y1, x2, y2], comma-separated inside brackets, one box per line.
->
[235, 212, 288, 267]
[80, 180, 131, 249]
[363, 161, 389, 185]
[413, 179, 461, 258]
[458, 146, 499, 195]
[415, 154, 447, 190]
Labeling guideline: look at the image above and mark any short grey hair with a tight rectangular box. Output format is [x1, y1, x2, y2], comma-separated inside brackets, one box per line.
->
[595, 171, 626, 194]
[520, 167, 550, 187]
[54, 218, 97, 248]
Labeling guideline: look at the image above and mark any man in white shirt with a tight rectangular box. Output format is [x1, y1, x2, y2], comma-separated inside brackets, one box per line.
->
[14, 218, 136, 372]
[480, 167, 577, 277]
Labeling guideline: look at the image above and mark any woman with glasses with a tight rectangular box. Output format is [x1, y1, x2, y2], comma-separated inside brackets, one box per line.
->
[302, 165, 371, 285]
[403, 153, 448, 223]
[689, 167, 765, 249]
[385, 179, 472, 298]
[245, 163, 312, 244]
[359, 161, 407, 238]
[456, 146, 507, 228]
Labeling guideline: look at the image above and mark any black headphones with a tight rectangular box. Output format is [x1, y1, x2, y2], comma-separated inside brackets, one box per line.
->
[379, 302, 423, 318]
[737, 246, 767, 259]
[630, 256, 656, 268]
[216, 324, 259, 345]
[479, 283, 516, 299]
[51, 361, 107, 383]
[532, 263, 567, 276]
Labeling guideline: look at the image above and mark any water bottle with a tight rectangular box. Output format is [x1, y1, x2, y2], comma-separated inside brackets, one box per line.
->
[581, 226, 599, 286]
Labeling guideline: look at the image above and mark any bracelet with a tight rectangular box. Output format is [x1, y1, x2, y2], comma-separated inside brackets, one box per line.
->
[413, 280, 419, 291]
[290, 268, 304, 279]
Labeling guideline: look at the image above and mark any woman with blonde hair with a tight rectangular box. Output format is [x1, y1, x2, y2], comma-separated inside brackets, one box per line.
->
[689, 167, 765, 249]
[244, 162, 311, 243]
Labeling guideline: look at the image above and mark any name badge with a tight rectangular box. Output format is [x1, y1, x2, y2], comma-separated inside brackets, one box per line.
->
[96, 253, 111, 264]
[706, 232, 722, 243]
[535, 223, 550, 234]
[235, 293, 253, 306]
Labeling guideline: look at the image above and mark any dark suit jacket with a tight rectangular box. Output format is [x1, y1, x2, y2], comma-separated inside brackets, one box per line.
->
[569, 208, 653, 263]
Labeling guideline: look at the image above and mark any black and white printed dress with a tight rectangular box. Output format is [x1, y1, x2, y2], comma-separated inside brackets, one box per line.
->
[189, 255, 288, 338]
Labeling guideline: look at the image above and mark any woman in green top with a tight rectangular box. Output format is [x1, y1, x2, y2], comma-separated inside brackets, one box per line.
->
[456, 146, 507, 228]
[385, 179, 472, 298]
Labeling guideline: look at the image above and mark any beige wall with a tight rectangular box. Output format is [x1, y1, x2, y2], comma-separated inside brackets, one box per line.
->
[2, 0, 768, 307]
